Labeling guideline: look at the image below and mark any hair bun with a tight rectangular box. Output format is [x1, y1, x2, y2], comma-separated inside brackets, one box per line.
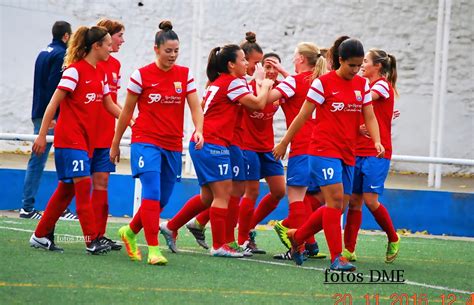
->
[159, 20, 173, 31]
[245, 32, 256, 43]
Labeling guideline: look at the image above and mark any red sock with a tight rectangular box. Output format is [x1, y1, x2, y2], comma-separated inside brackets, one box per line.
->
[370, 203, 398, 242]
[91, 189, 108, 237]
[281, 217, 290, 228]
[74, 178, 98, 245]
[196, 208, 210, 227]
[237, 197, 255, 245]
[141, 199, 160, 246]
[168, 195, 207, 231]
[344, 209, 362, 252]
[129, 206, 143, 234]
[210, 206, 227, 249]
[303, 199, 316, 244]
[286, 201, 306, 229]
[304, 193, 322, 212]
[250, 193, 280, 229]
[322, 207, 343, 262]
[294, 206, 325, 245]
[35, 181, 75, 237]
[225, 196, 240, 243]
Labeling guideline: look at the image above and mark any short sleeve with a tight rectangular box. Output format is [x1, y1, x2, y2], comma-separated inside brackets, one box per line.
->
[57, 67, 78, 92]
[127, 69, 142, 95]
[306, 78, 325, 105]
[275, 76, 296, 99]
[227, 78, 251, 102]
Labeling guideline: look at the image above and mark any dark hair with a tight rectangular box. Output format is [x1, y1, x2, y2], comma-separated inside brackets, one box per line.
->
[240, 32, 263, 58]
[263, 52, 281, 63]
[52, 21, 72, 40]
[206, 44, 241, 82]
[64, 26, 109, 67]
[339, 39, 364, 61]
[155, 20, 179, 47]
[327, 35, 349, 70]
[368, 49, 399, 96]
[97, 18, 125, 36]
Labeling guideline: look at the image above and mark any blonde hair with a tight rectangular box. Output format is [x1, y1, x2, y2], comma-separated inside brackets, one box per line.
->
[296, 42, 327, 80]
[63, 26, 108, 67]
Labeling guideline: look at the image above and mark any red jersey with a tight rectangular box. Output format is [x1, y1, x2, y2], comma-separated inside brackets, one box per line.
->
[306, 71, 372, 166]
[95, 55, 121, 148]
[276, 71, 314, 157]
[128, 63, 196, 151]
[201, 74, 251, 147]
[242, 80, 280, 152]
[230, 106, 245, 147]
[55, 59, 110, 156]
[356, 78, 394, 159]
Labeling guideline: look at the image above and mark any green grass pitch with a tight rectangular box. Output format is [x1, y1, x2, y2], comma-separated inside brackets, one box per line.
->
[0, 216, 472, 305]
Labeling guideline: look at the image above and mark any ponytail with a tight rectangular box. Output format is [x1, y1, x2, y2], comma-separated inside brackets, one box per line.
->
[387, 54, 398, 97]
[64, 26, 108, 67]
[368, 49, 399, 97]
[206, 44, 241, 82]
[295, 42, 327, 80]
[327, 35, 349, 70]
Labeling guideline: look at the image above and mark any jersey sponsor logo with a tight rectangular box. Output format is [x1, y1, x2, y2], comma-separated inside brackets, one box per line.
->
[85, 93, 97, 104]
[330, 102, 345, 112]
[174, 82, 182, 93]
[148, 93, 162, 103]
[354, 90, 362, 101]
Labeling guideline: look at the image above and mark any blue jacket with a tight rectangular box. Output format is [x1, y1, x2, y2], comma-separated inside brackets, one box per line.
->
[31, 39, 67, 119]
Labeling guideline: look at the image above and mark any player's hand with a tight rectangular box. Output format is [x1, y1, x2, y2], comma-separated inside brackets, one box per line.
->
[48, 119, 56, 130]
[193, 131, 204, 150]
[253, 63, 265, 84]
[264, 57, 288, 76]
[375, 142, 385, 158]
[32, 135, 47, 156]
[110, 144, 120, 164]
[261, 78, 274, 90]
[359, 124, 370, 138]
[272, 141, 288, 161]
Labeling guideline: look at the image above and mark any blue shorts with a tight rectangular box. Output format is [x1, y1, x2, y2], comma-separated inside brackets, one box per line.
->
[55, 148, 91, 182]
[309, 156, 354, 195]
[130, 143, 182, 181]
[352, 156, 390, 195]
[287, 155, 310, 187]
[190, 142, 232, 186]
[244, 150, 284, 180]
[91, 148, 116, 173]
[229, 145, 246, 181]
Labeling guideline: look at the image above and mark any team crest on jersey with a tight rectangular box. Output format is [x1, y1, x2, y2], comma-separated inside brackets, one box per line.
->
[112, 72, 118, 84]
[174, 82, 182, 93]
[354, 90, 362, 101]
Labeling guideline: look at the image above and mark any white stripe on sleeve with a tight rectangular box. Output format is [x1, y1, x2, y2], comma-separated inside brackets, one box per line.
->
[372, 80, 390, 99]
[307, 79, 325, 104]
[276, 76, 296, 99]
[187, 70, 196, 93]
[58, 67, 79, 91]
[127, 69, 142, 94]
[363, 79, 372, 104]
[227, 78, 250, 102]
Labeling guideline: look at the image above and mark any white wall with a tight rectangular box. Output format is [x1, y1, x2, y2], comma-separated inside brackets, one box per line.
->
[0, 0, 472, 173]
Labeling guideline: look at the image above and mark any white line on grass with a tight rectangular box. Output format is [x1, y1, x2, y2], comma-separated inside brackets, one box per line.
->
[1, 225, 472, 295]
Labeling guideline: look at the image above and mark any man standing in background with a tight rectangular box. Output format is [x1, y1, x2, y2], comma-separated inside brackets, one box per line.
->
[20, 21, 77, 221]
